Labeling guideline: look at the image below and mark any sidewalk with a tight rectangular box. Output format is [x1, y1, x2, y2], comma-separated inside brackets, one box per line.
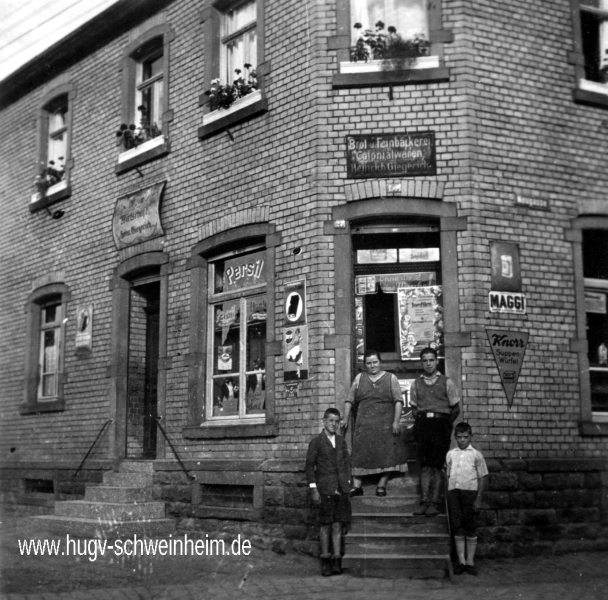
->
[1, 513, 606, 600]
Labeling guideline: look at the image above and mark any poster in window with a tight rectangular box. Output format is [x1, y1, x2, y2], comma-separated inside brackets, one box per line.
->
[217, 345, 233, 371]
[585, 290, 607, 314]
[355, 297, 363, 322]
[75, 303, 93, 351]
[283, 324, 309, 381]
[397, 286, 443, 360]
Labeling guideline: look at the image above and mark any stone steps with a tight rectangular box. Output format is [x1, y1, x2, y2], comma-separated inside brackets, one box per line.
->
[344, 472, 452, 579]
[34, 460, 175, 539]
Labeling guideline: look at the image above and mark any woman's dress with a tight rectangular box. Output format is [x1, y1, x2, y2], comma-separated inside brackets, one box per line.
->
[348, 371, 408, 476]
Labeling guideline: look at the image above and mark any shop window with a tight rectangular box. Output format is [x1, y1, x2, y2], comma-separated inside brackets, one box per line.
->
[199, 0, 268, 138]
[21, 283, 70, 415]
[207, 245, 267, 422]
[30, 86, 73, 213]
[331, 0, 450, 88]
[583, 229, 608, 419]
[571, 1, 608, 106]
[117, 25, 173, 174]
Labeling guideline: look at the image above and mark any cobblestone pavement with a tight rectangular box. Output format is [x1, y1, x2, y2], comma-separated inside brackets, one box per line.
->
[1, 514, 606, 600]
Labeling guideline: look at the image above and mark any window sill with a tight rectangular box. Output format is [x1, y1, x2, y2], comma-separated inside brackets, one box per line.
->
[579, 420, 608, 436]
[573, 79, 608, 108]
[115, 135, 169, 174]
[20, 399, 66, 415]
[183, 421, 278, 439]
[333, 60, 448, 89]
[29, 180, 70, 213]
[198, 90, 268, 139]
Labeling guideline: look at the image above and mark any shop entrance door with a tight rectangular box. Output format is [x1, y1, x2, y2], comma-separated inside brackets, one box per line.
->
[352, 221, 445, 429]
[126, 280, 159, 459]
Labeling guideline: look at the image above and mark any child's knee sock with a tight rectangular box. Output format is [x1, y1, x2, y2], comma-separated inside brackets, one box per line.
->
[465, 536, 477, 566]
[319, 525, 331, 557]
[455, 536, 466, 565]
[331, 523, 342, 558]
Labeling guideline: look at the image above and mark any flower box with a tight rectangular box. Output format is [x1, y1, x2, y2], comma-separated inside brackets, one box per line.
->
[203, 89, 263, 126]
[117, 135, 167, 164]
[340, 55, 439, 74]
[30, 179, 68, 204]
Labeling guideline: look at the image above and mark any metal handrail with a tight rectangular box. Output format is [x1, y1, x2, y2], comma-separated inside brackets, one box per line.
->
[73, 419, 113, 478]
[156, 417, 196, 481]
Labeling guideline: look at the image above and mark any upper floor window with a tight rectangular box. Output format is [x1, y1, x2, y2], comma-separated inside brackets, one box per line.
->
[117, 24, 174, 174]
[31, 85, 74, 213]
[583, 229, 608, 419]
[207, 245, 267, 422]
[221, 0, 257, 82]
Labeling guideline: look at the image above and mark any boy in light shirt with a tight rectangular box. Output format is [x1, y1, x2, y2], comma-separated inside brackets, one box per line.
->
[446, 422, 488, 575]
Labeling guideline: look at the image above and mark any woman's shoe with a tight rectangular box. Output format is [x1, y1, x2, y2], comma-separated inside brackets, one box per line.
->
[375, 487, 387, 497]
[349, 487, 363, 497]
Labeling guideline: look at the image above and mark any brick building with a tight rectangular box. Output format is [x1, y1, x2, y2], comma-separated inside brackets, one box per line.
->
[1, 0, 607, 559]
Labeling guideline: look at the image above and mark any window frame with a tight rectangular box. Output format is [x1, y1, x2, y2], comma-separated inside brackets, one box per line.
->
[567, 216, 608, 435]
[570, 0, 608, 108]
[117, 25, 174, 175]
[330, 0, 451, 89]
[198, 0, 269, 139]
[21, 283, 71, 415]
[30, 84, 74, 214]
[184, 224, 281, 439]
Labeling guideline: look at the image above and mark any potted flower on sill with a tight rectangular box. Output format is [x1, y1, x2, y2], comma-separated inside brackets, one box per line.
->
[204, 64, 259, 112]
[34, 158, 65, 197]
[351, 21, 431, 71]
[115, 105, 162, 151]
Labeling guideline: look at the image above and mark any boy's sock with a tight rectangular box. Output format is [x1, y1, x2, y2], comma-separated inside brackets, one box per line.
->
[465, 536, 477, 566]
[455, 536, 466, 565]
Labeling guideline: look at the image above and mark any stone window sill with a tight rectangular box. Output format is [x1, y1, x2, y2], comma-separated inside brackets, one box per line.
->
[115, 135, 169, 175]
[198, 90, 268, 139]
[333, 59, 449, 89]
[573, 79, 608, 109]
[29, 180, 70, 213]
[20, 399, 66, 415]
[579, 420, 608, 436]
[183, 421, 278, 439]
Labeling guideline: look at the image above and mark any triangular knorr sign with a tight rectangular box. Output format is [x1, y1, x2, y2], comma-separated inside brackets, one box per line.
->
[486, 329, 529, 407]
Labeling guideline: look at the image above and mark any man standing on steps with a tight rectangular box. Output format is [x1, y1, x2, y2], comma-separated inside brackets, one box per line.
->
[410, 347, 460, 517]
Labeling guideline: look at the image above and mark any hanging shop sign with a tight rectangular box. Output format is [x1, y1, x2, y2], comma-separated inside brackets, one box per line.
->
[490, 241, 521, 292]
[284, 324, 309, 381]
[75, 304, 93, 351]
[223, 249, 266, 293]
[486, 329, 529, 407]
[284, 279, 307, 325]
[345, 132, 436, 179]
[397, 285, 443, 360]
[488, 291, 527, 314]
[112, 181, 166, 250]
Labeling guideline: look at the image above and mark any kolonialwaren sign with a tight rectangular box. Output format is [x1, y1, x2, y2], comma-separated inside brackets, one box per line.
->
[345, 132, 436, 179]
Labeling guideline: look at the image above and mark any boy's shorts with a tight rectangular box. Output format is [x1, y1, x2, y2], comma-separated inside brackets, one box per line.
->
[318, 492, 352, 525]
[447, 489, 478, 537]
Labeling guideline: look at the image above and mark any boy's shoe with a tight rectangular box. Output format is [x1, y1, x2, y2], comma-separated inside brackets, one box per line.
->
[465, 565, 478, 576]
[321, 557, 333, 577]
[453, 563, 466, 575]
[413, 502, 429, 516]
[349, 487, 363, 497]
[425, 503, 439, 517]
[375, 487, 387, 497]
[331, 557, 343, 575]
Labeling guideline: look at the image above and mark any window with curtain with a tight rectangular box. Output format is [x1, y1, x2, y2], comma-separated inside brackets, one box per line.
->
[134, 37, 164, 137]
[221, 0, 257, 83]
[38, 298, 63, 401]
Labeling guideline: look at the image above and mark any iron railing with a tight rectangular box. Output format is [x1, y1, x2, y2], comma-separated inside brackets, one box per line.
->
[156, 417, 196, 481]
[73, 419, 113, 478]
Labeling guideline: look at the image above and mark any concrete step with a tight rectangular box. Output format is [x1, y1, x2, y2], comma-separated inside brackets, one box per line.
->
[347, 532, 450, 555]
[351, 515, 447, 534]
[119, 461, 155, 474]
[34, 515, 175, 539]
[85, 485, 154, 503]
[103, 472, 154, 487]
[342, 554, 451, 579]
[55, 500, 165, 521]
[351, 495, 419, 514]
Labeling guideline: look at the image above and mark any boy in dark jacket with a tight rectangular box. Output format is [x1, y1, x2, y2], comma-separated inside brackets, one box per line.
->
[305, 407, 352, 576]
